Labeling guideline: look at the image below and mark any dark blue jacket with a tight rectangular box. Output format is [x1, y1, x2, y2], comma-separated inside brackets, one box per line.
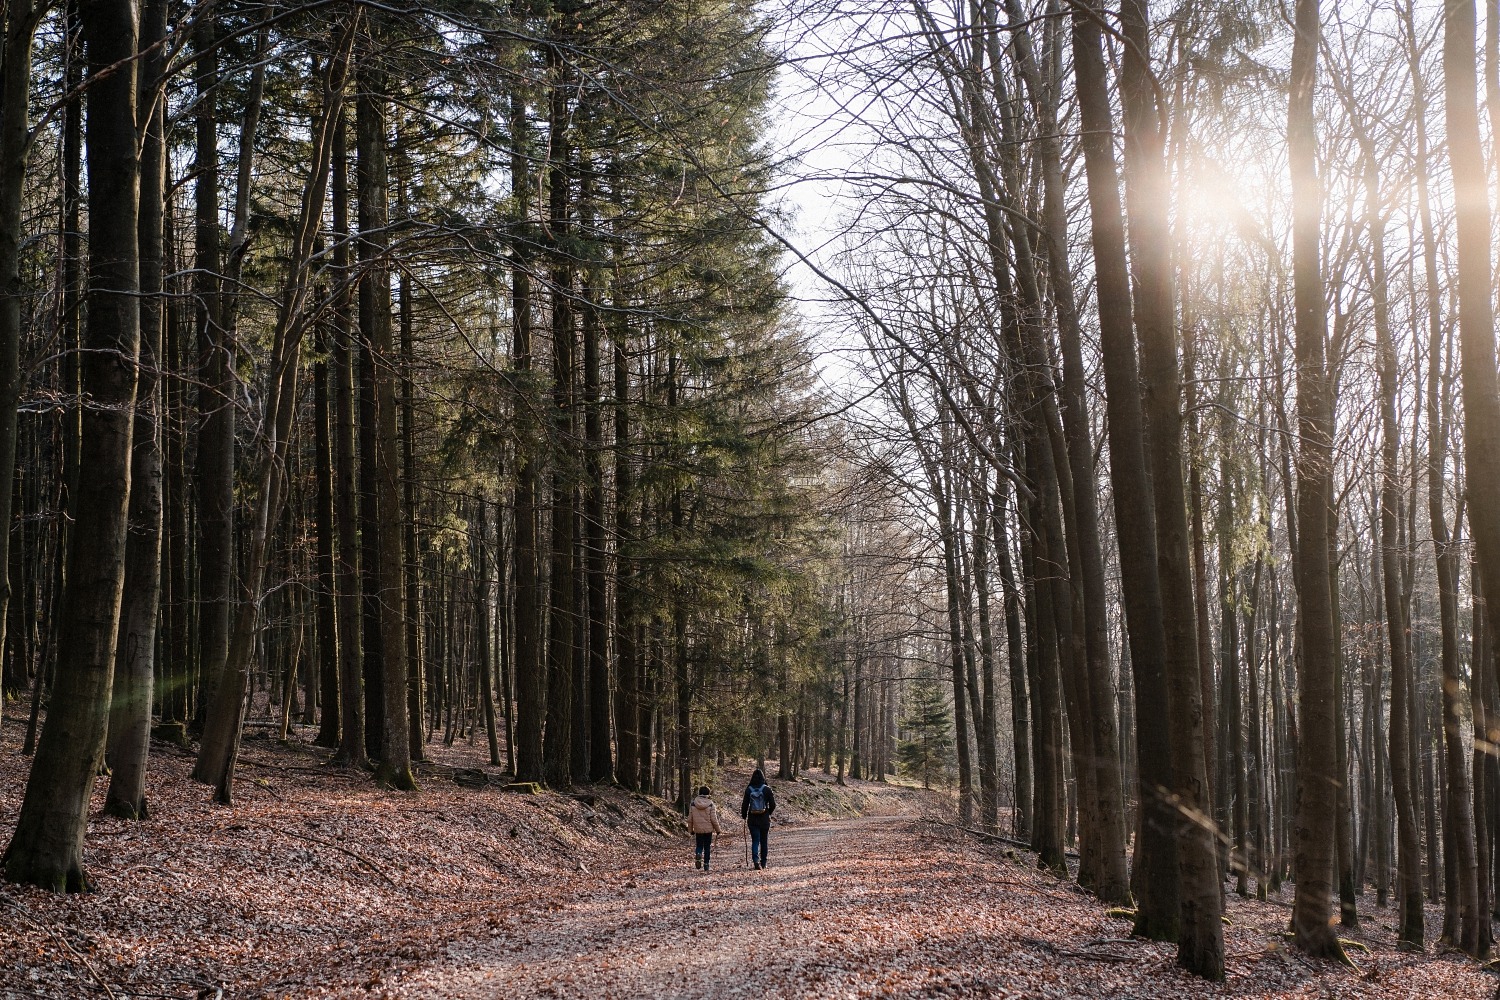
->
[741, 779, 776, 829]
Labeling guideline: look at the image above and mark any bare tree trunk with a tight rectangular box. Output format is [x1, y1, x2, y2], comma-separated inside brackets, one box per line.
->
[330, 104, 366, 769]
[0, 0, 42, 739]
[973, 465, 1001, 834]
[477, 499, 501, 766]
[1351, 28, 1440, 938]
[2, 0, 138, 890]
[612, 286, 639, 790]
[1118, 0, 1223, 975]
[356, 48, 414, 791]
[991, 0, 1126, 903]
[194, 23, 354, 803]
[1220, 459, 1247, 897]
[395, 140, 424, 764]
[509, 75, 544, 785]
[1443, 0, 1497, 959]
[105, 0, 168, 820]
[992, 478, 1030, 839]
[543, 40, 576, 790]
[313, 322, 340, 749]
[580, 168, 612, 784]
[1286, 0, 1348, 962]
[1071, 0, 1176, 931]
[190, 7, 231, 730]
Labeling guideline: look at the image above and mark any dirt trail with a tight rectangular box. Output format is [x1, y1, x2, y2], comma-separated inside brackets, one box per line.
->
[396, 815, 919, 999]
[393, 813, 1496, 1000]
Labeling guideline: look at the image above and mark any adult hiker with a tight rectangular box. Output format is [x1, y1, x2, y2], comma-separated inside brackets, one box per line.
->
[687, 785, 722, 871]
[740, 768, 776, 870]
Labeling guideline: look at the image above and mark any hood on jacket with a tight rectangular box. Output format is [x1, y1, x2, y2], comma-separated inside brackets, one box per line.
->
[690, 794, 715, 808]
[749, 768, 765, 787]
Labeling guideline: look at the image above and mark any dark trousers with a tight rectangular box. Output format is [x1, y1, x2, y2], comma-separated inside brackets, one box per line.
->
[695, 833, 713, 866]
[749, 822, 768, 866]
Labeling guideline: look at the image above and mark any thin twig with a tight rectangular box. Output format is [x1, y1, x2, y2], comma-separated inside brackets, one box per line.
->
[0, 894, 119, 999]
[1018, 935, 1132, 964]
[247, 822, 398, 887]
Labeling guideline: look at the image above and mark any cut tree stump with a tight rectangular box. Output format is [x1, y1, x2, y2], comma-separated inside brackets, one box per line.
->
[503, 782, 542, 794]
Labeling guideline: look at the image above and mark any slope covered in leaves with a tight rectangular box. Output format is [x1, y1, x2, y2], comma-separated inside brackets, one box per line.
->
[0, 715, 681, 998]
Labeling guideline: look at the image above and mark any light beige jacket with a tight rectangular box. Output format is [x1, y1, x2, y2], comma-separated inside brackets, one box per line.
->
[687, 795, 722, 834]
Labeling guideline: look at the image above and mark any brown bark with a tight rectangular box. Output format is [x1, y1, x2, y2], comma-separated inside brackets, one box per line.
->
[356, 48, 415, 791]
[2, 0, 139, 890]
[1071, 0, 1176, 931]
[330, 103, 366, 769]
[1445, 0, 1499, 959]
[195, 22, 355, 803]
[0, 0, 41, 739]
[580, 167, 612, 784]
[1118, 0, 1223, 975]
[1286, 0, 1348, 962]
[313, 323, 340, 749]
[105, 0, 168, 820]
[543, 39, 576, 790]
[611, 284, 638, 790]
[190, 8, 231, 729]
[509, 74, 544, 784]
[995, 0, 1127, 903]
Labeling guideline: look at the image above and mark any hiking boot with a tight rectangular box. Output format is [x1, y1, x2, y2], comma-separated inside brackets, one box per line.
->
[753, 861, 762, 870]
[694, 856, 701, 869]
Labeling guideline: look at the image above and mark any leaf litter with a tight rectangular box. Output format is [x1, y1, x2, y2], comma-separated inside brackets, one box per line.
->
[0, 718, 1493, 998]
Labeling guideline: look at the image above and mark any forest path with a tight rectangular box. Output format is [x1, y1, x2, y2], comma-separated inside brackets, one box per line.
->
[393, 812, 1496, 1000]
[397, 814, 951, 998]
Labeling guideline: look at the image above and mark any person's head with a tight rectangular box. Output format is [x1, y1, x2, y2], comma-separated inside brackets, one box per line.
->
[698, 785, 710, 797]
[750, 768, 765, 787]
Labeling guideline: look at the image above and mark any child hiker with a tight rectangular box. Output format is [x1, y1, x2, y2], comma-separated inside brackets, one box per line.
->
[687, 785, 722, 871]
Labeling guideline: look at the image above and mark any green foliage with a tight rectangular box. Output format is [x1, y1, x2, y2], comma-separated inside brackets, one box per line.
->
[897, 670, 953, 791]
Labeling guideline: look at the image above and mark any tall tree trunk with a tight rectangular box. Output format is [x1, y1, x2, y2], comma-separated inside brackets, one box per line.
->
[1020, 437, 1066, 874]
[330, 103, 366, 768]
[992, 477, 1030, 840]
[1286, 0, 1348, 962]
[191, 13, 269, 762]
[1071, 1, 1179, 930]
[0, 0, 42, 738]
[395, 140, 424, 764]
[355, 49, 414, 789]
[996, 0, 1127, 902]
[578, 166, 612, 783]
[191, 5, 232, 729]
[105, 0, 167, 819]
[1446, 0, 1499, 956]
[1117, 0, 1222, 972]
[1220, 459, 1247, 896]
[543, 40, 576, 790]
[972, 465, 1001, 834]
[477, 499, 501, 766]
[313, 319, 340, 749]
[2, 0, 139, 889]
[509, 77, 544, 785]
[1356, 50, 1437, 941]
[161, 205, 190, 739]
[900, 371, 974, 829]
[194, 24, 353, 803]
[611, 289, 638, 790]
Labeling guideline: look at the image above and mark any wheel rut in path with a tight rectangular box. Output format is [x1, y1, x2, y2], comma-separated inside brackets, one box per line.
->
[398, 814, 925, 999]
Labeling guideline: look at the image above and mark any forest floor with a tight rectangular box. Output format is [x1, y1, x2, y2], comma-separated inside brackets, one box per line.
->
[0, 712, 1494, 999]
